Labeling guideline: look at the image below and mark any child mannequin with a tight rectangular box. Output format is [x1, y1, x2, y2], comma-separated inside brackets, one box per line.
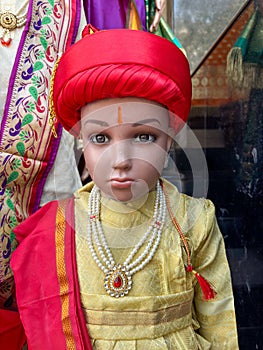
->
[11, 27, 239, 349]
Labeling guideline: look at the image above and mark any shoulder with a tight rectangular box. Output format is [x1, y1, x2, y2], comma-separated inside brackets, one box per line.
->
[74, 181, 94, 200]
[74, 181, 94, 211]
[162, 178, 215, 221]
[163, 178, 218, 242]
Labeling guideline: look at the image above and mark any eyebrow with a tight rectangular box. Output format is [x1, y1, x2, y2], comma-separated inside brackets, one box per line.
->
[132, 118, 161, 127]
[84, 119, 109, 127]
[83, 118, 161, 127]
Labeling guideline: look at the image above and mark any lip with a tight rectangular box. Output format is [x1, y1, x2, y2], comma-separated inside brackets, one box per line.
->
[110, 178, 135, 189]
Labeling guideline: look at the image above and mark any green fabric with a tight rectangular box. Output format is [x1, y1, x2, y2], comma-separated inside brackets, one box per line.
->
[158, 17, 184, 50]
[145, 0, 155, 31]
[234, 10, 258, 57]
[227, 8, 263, 87]
[144, 0, 150, 29]
[244, 11, 263, 65]
[232, 9, 263, 65]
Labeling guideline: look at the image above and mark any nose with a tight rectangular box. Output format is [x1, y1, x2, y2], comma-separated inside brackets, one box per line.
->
[113, 158, 132, 170]
[112, 140, 132, 170]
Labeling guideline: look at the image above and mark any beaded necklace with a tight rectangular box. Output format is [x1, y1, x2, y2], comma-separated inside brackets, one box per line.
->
[87, 180, 166, 298]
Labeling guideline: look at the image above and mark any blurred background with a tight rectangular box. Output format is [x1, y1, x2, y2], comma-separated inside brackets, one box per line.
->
[163, 1, 263, 349]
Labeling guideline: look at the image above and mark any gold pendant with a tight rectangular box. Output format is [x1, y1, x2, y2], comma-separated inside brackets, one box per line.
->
[0, 12, 17, 30]
[104, 264, 132, 298]
[0, 12, 17, 46]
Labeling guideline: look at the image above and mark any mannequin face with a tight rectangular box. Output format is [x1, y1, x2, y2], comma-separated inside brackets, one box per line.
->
[81, 97, 172, 202]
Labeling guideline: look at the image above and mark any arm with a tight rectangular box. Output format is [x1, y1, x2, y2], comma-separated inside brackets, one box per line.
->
[192, 200, 239, 349]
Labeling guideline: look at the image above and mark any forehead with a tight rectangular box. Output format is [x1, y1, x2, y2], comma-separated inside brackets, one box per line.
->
[80, 97, 169, 129]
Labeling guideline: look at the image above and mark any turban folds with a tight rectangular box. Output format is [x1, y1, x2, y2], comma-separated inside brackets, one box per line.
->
[52, 26, 192, 136]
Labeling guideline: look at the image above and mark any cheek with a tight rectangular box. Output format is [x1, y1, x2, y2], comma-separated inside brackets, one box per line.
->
[83, 146, 100, 177]
[134, 161, 160, 193]
[83, 153, 93, 177]
[135, 144, 167, 170]
[83, 145, 112, 181]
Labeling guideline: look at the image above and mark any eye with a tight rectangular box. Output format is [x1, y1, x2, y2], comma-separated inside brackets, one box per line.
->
[90, 134, 109, 144]
[134, 134, 156, 143]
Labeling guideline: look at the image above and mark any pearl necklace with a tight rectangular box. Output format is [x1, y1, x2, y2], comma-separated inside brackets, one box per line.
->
[0, 0, 28, 46]
[87, 180, 166, 298]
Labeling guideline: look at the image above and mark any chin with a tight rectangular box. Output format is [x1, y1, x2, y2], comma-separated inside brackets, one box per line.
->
[98, 179, 158, 202]
[109, 188, 136, 202]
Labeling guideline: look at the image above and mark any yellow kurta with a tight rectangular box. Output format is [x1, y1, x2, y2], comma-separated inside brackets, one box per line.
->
[74, 179, 239, 349]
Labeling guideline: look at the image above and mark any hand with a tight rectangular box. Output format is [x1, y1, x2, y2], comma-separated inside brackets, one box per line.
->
[149, 0, 166, 32]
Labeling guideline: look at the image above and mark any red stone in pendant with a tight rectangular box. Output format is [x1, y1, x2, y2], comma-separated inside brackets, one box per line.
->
[113, 275, 123, 288]
[1, 38, 12, 46]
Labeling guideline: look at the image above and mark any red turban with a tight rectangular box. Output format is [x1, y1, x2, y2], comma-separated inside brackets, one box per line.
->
[52, 26, 192, 136]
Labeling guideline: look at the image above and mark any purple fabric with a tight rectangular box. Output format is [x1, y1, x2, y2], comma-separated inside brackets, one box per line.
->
[83, 0, 146, 31]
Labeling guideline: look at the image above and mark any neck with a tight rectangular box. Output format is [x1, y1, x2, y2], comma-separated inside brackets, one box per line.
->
[100, 189, 156, 214]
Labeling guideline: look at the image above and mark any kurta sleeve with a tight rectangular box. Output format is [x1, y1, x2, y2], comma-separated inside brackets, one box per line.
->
[191, 199, 239, 349]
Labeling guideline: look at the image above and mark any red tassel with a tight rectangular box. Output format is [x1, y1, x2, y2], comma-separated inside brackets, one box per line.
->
[187, 264, 216, 300]
[194, 271, 216, 300]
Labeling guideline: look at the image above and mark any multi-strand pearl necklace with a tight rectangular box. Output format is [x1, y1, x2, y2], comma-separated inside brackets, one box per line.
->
[87, 180, 166, 298]
[0, 0, 28, 46]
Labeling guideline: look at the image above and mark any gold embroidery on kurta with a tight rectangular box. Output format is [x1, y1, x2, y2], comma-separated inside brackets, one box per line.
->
[82, 300, 192, 326]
